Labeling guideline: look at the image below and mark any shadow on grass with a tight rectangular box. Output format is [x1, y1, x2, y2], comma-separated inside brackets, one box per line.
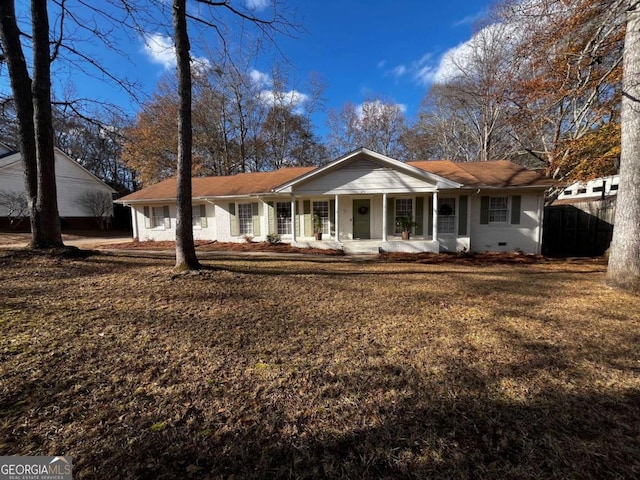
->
[78, 362, 640, 479]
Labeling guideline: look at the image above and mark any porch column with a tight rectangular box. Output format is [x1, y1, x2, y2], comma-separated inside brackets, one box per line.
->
[432, 191, 438, 241]
[131, 207, 138, 241]
[382, 193, 388, 242]
[334, 194, 340, 241]
[291, 196, 297, 242]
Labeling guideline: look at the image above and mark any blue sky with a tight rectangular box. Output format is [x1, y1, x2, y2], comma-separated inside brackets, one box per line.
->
[2, 0, 492, 137]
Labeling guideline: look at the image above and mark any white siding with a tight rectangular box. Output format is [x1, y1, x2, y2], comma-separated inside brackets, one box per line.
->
[469, 191, 543, 254]
[293, 158, 437, 195]
[0, 162, 24, 216]
[54, 153, 114, 217]
[0, 151, 114, 217]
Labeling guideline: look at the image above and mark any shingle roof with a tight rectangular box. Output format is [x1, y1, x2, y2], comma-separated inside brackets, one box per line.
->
[408, 160, 553, 188]
[118, 167, 316, 202]
[118, 160, 553, 202]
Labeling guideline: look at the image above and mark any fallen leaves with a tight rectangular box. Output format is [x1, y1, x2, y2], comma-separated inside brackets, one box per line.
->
[0, 251, 638, 479]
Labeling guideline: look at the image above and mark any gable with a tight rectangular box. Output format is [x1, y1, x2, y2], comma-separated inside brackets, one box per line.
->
[274, 149, 461, 195]
[288, 156, 441, 195]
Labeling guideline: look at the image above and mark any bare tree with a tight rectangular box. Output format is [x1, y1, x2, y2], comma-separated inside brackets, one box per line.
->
[414, 23, 518, 162]
[327, 96, 407, 158]
[0, 190, 28, 229]
[0, 0, 64, 248]
[77, 190, 113, 230]
[606, 0, 640, 291]
[172, 0, 199, 270]
[170, 0, 297, 271]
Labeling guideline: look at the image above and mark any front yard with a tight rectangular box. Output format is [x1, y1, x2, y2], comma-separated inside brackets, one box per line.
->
[0, 251, 638, 479]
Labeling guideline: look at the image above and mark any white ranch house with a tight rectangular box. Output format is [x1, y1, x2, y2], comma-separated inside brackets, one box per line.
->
[117, 148, 554, 254]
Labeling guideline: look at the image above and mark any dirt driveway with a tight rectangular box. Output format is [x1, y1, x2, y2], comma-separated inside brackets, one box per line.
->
[0, 231, 131, 249]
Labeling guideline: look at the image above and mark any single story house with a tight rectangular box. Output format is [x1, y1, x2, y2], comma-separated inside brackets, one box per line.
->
[0, 146, 117, 229]
[116, 148, 554, 254]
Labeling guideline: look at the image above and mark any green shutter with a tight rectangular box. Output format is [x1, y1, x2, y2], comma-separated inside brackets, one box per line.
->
[480, 196, 490, 225]
[200, 204, 207, 228]
[329, 199, 335, 235]
[427, 196, 433, 236]
[458, 195, 468, 235]
[415, 197, 424, 236]
[386, 197, 395, 235]
[163, 205, 171, 229]
[267, 201, 275, 234]
[303, 200, 311, 236]
[252, 202, 261, 236]
[511, 195, 521, 224]
[143, 206, 151, 229]
[229, 202, 239, 236]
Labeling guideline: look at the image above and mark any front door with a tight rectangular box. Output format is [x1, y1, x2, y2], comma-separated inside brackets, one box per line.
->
[352, 199, 371, 239]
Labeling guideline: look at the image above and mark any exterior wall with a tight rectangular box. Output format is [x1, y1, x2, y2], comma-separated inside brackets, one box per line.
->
[132, 202, 216, 242]
[469, 191, 544, 254]
[0, 151, 114, 218]
[54, 153, 114, 217]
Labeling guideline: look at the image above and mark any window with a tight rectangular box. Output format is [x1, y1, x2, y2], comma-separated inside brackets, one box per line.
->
[395, 198, 413, 234]
[152, 207, 165, 229]
[489, 196, 509, 223]
[238, 203, 253, 235]
[192, 205, 201, 228]
[312, 201, 329, 234]
[276, 202, 292, 235]
[438, 198, 456, 234]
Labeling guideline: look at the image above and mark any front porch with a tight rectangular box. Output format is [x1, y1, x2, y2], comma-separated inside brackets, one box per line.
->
[292, 238, 441, 255]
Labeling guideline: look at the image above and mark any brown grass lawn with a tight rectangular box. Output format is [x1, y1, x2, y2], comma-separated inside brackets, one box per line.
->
[0, 250, 638, 479]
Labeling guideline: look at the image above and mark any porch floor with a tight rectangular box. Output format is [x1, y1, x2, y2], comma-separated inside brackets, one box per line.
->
[293, 238, 440, 255]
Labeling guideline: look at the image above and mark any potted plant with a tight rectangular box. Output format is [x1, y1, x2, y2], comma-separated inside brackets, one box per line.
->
[313, 212, 324, 240]
[396, 215, 418, 240]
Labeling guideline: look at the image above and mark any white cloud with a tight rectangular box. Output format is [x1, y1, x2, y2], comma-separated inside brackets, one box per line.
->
[259, 89, 309, 112]
[249, 69, 272, 87]
[391, 65, 407, 78]
[245, 0, 270, 11]
[452, 11, 484, 27]
[142, 32, 211, 71]
[409, 53, 438, 85]
[249, 69, 308, 112]
[419, 22, 518, 84]
[356, 100, 407, 120]
[143, 33, 175, 69]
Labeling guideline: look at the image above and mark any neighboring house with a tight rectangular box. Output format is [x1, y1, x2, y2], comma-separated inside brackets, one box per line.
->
[116, 148, 554, 254]
[543, 175, 618, 256]
[0, 147, 117, 230]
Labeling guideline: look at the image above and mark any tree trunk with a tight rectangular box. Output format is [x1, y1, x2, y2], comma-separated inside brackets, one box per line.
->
[31, 0, 63, 248]
[606, 3, 640, 291]
[173, 0, 200, 270]
[0, 1, 39, 240]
